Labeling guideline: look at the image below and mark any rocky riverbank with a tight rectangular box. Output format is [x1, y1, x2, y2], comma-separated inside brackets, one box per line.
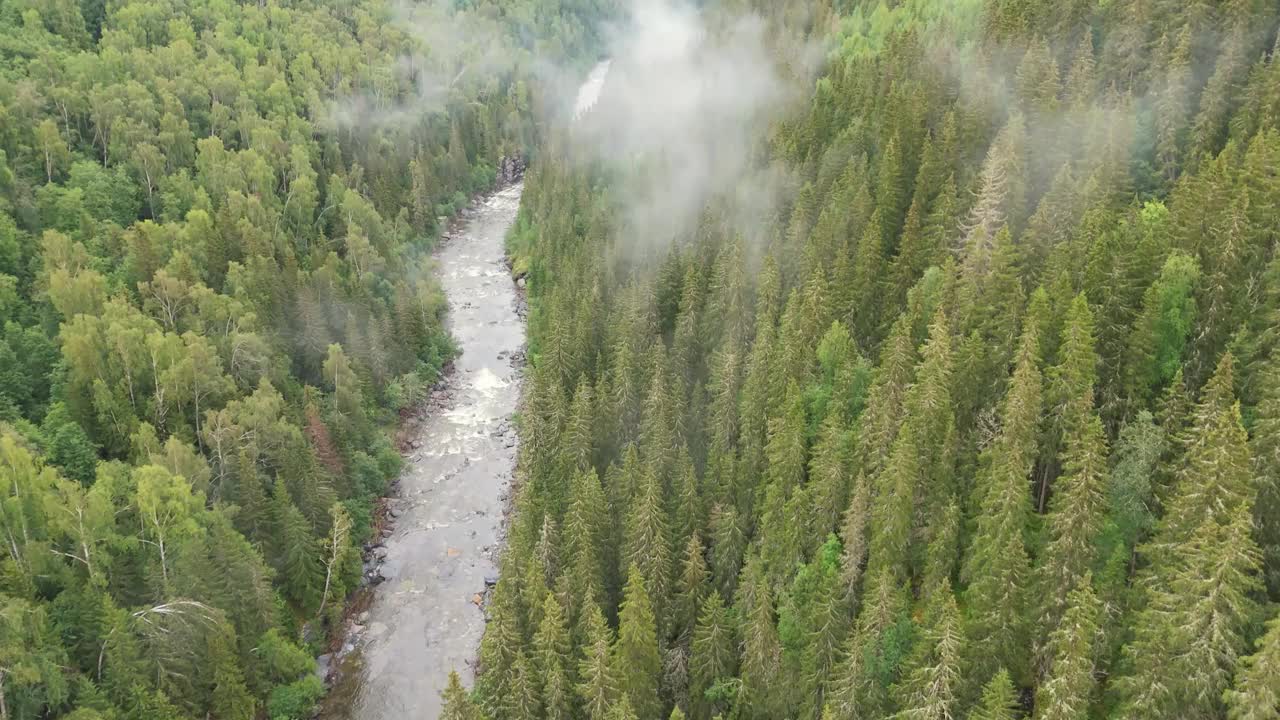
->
[317, 177, 527, 720]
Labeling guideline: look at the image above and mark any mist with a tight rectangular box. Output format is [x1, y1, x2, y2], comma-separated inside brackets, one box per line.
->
[569, 0, 816, 258]
[324, 0, 528, 130]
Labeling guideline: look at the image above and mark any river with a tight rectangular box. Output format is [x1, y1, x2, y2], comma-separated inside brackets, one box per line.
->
[321, 60, 610, 720]
[322, 183, 525, 720]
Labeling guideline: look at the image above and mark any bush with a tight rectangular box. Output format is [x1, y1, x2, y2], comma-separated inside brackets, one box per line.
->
[267, 676, 324, 720]
[257, 629, 314, 684]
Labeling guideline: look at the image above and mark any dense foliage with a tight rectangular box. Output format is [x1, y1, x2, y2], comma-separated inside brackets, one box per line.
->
[0, 0, 610, 717]
[463, 0, 1280, 719]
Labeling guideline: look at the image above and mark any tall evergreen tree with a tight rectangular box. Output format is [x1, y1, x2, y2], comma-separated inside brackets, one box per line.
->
[962, 323, 1041, 686]
[1224, 611, 1280, 720]
[1034, 577, 1101, 720]
[613, 567, 663, 720]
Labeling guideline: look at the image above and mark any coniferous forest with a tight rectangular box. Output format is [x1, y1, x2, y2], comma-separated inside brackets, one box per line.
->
[6, 0, 1280, 718]
[462, 0, 1280, 719]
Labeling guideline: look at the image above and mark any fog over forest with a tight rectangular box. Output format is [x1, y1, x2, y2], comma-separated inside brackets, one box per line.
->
[1, 0, 1279, 719]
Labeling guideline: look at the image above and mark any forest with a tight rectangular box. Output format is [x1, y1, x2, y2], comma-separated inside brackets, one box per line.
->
[0, 0, 607, 717]
[459, 0, 1280, 719]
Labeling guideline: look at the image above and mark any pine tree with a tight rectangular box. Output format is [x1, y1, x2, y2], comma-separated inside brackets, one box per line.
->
[1034, 577, 1101, 720]
[613, 567, 662, 720]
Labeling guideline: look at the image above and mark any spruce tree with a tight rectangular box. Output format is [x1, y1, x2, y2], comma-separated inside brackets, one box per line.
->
[736, 554, 782, 720]
[441, 671, 484, 720]
[1248, 356, 1280, 598]
[1036, 412, 1107, 641]
[970, 669, 1019, 720]
[622, 465, 672, 622]
[1034, 577, 1101, 720]
[1224, 612, 1280, 720]
[534, 592, 573, 720]
[962, 323, 1041, 687]
[613, 567, 662, 720]
[577, 603, 617, 720]
[1115, 512, 1262, 719]
[1148, 353, 1253, 570]
[689, 592, 736, 720]
[673, 533, 709, 645]
[889, 580, 964, 720]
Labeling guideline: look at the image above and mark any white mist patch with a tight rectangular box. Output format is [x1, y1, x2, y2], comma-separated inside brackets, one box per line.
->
[573, 60, 611, 119]
[569, 0, 811, 254]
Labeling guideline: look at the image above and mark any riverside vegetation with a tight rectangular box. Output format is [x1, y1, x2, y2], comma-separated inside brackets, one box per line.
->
[0, 0, 609, 717]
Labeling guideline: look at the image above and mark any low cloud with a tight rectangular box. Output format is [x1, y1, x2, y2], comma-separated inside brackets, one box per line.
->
[571, 0, 818, 257]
